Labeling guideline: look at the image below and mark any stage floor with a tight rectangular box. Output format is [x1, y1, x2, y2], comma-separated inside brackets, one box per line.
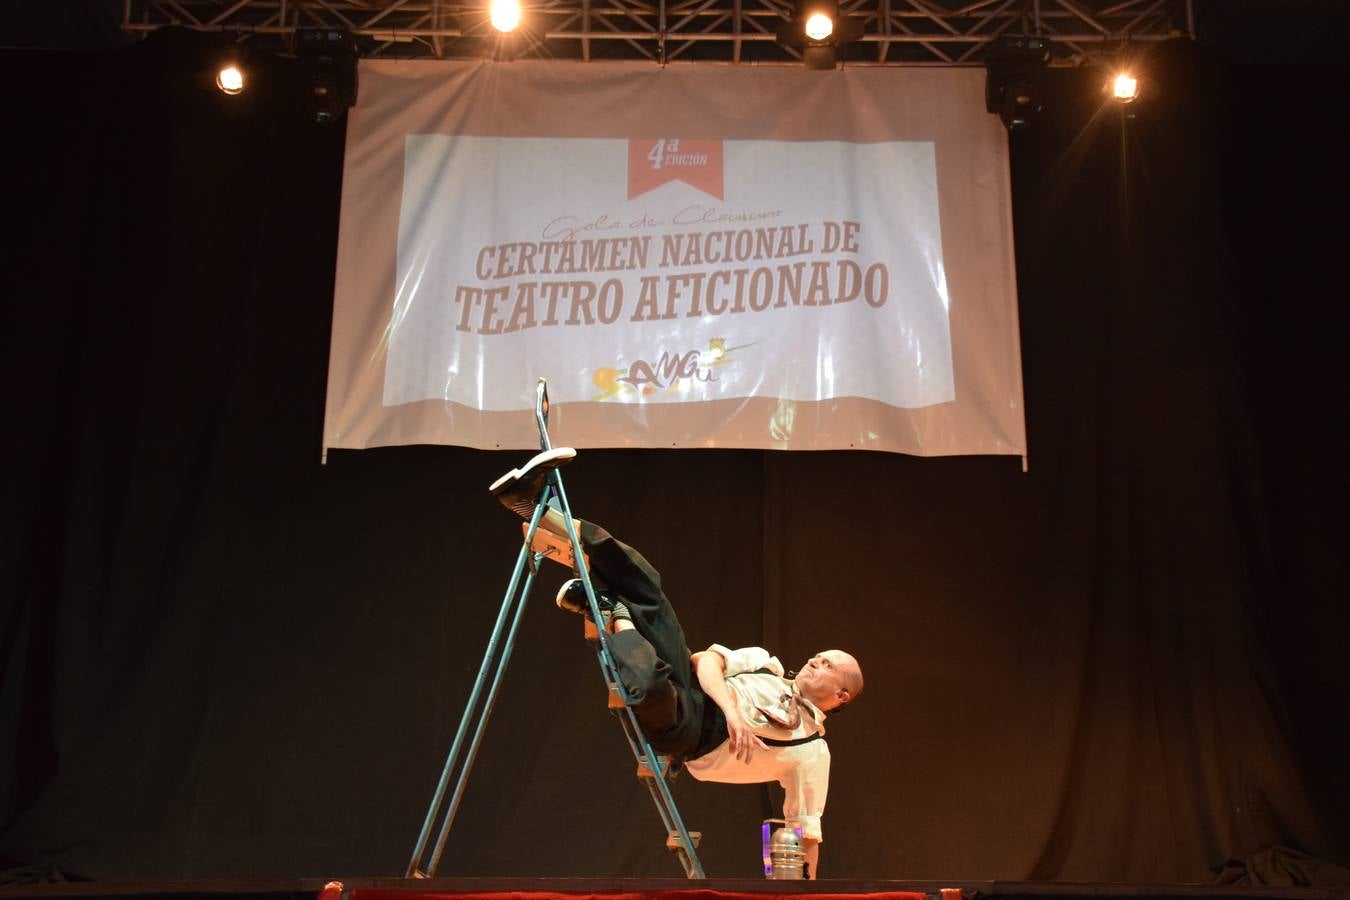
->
[1, 878, 1343, 900]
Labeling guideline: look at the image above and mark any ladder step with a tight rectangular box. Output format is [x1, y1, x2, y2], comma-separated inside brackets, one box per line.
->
[523, 523, 589, 568]
[637, 754, 679, 780]
[666, 831, 702, 850]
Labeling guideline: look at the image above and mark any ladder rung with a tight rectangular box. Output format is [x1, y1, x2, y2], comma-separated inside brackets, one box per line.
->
[637, 754, 677, 780]
[523, 522, 590, 568]
[666, 831, 701, 850]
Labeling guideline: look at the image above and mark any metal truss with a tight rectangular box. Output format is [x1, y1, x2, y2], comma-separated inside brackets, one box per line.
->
[121, 0, 1195, 66]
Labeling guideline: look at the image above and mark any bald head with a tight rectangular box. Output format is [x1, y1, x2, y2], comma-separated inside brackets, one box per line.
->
[796, 649, 863, 711]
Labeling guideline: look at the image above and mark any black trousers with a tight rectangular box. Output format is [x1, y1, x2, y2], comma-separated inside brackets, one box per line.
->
[580, 520, 727, 761]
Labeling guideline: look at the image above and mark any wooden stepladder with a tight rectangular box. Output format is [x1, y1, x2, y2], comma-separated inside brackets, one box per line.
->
[406, 379, 705, 880]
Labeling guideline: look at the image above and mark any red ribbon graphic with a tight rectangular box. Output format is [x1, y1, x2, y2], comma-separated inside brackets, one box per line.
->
[628, 138, 724, 200]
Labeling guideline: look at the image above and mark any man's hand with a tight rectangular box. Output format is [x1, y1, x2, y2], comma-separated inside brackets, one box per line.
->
[692, 650, 766, 764]
[723, 706, 768, 764]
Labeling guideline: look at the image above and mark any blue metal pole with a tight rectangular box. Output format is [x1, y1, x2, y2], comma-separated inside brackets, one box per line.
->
[426, 527, 545, 874]
[406, 496, 550, 877]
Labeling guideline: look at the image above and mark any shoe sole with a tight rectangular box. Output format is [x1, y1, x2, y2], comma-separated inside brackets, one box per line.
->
[489, 447, 577, 495]
[555, 578, 586, 614]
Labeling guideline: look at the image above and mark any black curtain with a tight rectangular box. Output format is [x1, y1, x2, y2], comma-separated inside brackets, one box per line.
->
[2, 36, 1347, 884]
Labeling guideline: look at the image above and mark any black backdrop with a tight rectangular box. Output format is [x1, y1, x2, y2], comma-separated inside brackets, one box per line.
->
[2, 35, 1348, 885]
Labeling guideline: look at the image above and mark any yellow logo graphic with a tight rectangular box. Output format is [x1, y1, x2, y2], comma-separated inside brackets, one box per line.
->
[592, 338, 754, 400]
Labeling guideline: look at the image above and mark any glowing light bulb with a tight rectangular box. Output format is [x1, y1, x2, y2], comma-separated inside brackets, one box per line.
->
[216, 64, 244, 95]
[804, 12, 833, 41]
[1112, 73, 1138, 102]
[490, 0, 522, 32]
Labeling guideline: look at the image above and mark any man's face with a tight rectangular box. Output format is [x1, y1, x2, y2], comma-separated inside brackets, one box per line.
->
[795, 649, 859, 710]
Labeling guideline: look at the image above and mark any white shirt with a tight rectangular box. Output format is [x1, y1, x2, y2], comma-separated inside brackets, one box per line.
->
[683, 645, 831, 842]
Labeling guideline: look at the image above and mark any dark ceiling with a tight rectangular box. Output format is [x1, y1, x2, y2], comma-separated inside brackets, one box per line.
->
[1, 0, 1347, 67]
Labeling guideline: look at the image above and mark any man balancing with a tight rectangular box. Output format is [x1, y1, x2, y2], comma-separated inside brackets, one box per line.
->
[489, 447, 864, 879]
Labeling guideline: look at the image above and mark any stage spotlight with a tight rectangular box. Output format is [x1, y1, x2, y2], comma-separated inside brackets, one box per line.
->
[207, 41, 250, 98]
[996, 80, 1040, 130]
[804, 12, 833, 42]
[490, 0, 523, 32]
[775, 0, 862, 70]
[215, 63, 245, 95]
[294, 28, 359, 124]
[1101, 63, 1156, 119]
[1112, 72, 1139, 102]
[984, 35, 1050, 132]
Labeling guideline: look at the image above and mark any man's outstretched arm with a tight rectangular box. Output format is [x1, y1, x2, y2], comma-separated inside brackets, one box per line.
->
[692, 650, 767, 764]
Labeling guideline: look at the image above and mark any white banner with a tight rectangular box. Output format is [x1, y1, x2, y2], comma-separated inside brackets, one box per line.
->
[325, 62, 1025, 457]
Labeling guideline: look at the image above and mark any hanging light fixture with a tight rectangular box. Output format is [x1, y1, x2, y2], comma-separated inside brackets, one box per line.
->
[984, 35, 1051, 131]
[775, 0, 862, 70]
[215, 62, 245, 95]
[490, 0, 523, 33]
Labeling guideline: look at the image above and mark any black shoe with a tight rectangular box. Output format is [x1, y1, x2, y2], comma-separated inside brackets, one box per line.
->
[555, 578, 631, 629]
[488, 447, 577, 519]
